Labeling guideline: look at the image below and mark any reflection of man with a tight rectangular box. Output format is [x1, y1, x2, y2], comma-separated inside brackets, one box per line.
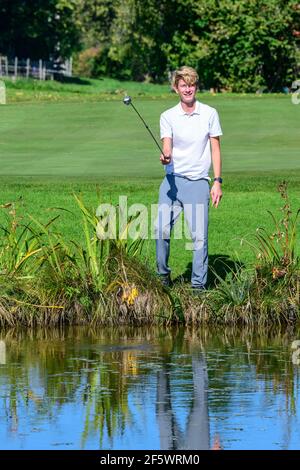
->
[156, 352, 220, 450]
[155, 66, 223, 291]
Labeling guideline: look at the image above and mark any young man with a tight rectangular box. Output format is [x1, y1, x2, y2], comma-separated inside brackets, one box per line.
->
[155, 66, 223, 291]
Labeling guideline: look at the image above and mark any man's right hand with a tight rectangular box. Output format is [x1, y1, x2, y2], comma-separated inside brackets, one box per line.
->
[160, 153, 171, 165]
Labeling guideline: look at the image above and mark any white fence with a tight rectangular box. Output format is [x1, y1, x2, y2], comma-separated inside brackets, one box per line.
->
[0, 56, 72, 80]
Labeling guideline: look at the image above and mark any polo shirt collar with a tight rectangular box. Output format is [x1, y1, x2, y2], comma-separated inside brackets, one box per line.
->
[177, 100, 201, 116]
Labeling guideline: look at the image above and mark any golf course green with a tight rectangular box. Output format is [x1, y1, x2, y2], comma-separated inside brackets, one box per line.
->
[0, 78, 299, 325]
[1, 90, 300, 176]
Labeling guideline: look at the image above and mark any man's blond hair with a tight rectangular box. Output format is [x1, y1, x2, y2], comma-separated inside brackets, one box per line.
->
[172, 66, 199, 88]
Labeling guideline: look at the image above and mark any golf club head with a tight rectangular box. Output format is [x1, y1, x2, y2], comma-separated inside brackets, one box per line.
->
[123, 96, 132, 106]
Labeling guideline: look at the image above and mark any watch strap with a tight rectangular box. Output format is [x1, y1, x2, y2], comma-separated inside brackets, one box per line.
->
[213, 177, 223, 183]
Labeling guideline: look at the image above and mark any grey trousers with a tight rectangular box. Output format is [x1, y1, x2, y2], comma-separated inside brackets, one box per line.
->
[155, 174, 210, 288]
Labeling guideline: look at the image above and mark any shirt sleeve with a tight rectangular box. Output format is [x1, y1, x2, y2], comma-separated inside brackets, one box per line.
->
[209, 109, 223, 137]
[160, 113, 173, 139]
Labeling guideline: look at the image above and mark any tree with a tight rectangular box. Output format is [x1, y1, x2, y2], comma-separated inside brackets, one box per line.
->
[81, 0, 169, 81]
[77, 0, 115, 48]
[0, 0, 81, 60]
[76, 0, 299, 90]
[163, 0, 300, 92]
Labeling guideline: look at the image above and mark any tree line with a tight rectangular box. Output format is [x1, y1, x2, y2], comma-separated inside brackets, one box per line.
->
[0, 0, 299, 91]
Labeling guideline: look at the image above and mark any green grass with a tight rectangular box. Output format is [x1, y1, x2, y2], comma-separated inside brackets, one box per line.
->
[0, 88, 299, 175]
[0, 175, 299, 281]
[0, 78, 299, 281]
[3, 76, 172, 103]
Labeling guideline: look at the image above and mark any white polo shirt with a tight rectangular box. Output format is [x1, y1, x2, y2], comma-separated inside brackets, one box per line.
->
[160, 100, 223, 180]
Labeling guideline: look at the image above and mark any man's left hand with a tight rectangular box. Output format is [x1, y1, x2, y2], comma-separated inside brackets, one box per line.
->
[211, 182, 222, 208]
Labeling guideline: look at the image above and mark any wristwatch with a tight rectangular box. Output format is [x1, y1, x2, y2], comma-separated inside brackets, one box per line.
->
[213, 177, 223, 184]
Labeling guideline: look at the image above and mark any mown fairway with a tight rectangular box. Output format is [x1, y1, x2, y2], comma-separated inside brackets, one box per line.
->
[0, 94, 300, 175]
[0, 88, 299, 279]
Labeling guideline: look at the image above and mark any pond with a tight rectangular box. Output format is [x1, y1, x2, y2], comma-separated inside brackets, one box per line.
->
[0, 325, 300, 450]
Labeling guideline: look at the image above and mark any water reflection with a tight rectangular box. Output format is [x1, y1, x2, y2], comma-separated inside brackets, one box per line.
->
[157, 352, 210, 449]
[0, 325, 299, 449]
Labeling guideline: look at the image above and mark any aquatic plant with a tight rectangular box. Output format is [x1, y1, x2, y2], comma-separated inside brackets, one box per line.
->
[249, 181, 299, 283]
[0, 195, 180, 326]
[0, 201, 43, 277]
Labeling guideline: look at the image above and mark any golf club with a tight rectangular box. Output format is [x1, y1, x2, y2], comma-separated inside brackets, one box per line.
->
[123, 96, 167, 158]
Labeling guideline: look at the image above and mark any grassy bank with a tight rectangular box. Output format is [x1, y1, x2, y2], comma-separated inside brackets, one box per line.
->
[3, 76, 293, 103]
[3, 77, 172, 103]
[0, 80, 299, 325]
[0, 181, 299, 326]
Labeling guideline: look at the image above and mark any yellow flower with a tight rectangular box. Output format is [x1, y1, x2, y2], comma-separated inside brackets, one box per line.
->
[121, 284, 139, 305]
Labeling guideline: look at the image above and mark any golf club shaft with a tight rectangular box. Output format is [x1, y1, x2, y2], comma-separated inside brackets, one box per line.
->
[130, 102, 166, 157]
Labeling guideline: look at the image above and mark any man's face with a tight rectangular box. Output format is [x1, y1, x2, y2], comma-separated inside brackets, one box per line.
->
[174, 79, 197, 105]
